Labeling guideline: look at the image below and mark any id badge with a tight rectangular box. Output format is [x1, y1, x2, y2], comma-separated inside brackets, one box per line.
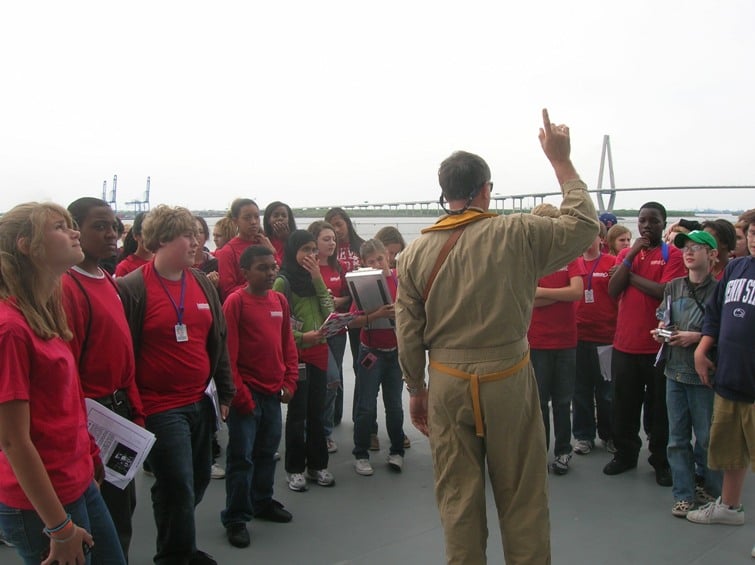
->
[175, 323, 189, 342]
[584, 289, 595, 304]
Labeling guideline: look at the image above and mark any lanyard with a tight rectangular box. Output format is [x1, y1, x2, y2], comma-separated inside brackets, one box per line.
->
[585, 253, 602, 291]
[155, 269, 187, 325]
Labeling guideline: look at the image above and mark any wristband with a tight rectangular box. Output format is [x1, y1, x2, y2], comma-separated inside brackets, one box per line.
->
[622, 259, 632, 270]
[44, 514, 72, 538]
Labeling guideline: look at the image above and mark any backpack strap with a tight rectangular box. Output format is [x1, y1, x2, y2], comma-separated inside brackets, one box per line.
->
[422, 226, 466, 303]
[64, 270, 93, 366]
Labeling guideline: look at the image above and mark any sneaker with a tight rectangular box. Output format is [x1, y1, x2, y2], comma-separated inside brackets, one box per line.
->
[604, 439, 617, 454]
[211, 463, 226, 480]
[603, 457, 637, 476]
[695, 485, 717, 506]
[225, 523, 250, 548]
[672, 500, 696, 518]
[0, 534, 14, 547]
[655, 467, 672, 487]
[369, 434, 380, 451]
[326, 438, 338, 453]
[354, 458, 374, 476]
[255, 499, 292, 523]
[287, 473, 308, 492]
[403, 435, 411, 449]
[686, 497, 744, 525]
[573, 439, 593, 455]
[189, 550, 219, 564]
[306, 468, 335, 486]
[387, 454, 404, 472]
[551, 453, 572, 475]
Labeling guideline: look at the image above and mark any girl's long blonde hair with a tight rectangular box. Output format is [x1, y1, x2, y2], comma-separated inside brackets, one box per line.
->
[0, 202, 74, 340]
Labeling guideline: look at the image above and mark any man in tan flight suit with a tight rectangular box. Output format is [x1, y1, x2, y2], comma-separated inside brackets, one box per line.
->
[395, 109, 598, 565]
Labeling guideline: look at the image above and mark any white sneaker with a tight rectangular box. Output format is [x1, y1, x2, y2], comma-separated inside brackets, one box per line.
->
[306, 468, 335, 486]
[387, 454, 403, 472]
[287, 473, 308, 492]
[326, 438, 338, 453]
[354, 458, 374, 476]
[573, 440, 593, 455]
[686, 497, 744, 525]
[211, 463, 226, 479]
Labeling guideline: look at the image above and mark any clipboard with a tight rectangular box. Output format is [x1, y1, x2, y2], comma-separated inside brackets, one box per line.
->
[345, 268, 394, 330]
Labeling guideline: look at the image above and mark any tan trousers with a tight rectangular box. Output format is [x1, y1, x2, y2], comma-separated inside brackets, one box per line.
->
[428, 354, 550, 565]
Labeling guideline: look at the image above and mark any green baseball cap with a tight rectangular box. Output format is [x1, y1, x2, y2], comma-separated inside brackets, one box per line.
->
[674, 230, 717, 250]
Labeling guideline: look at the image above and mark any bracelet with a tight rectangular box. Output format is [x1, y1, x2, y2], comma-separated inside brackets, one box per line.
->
[622, 259, 632, 270]
[406, 383, 426, 395]
[43, 514, 72, 537]
[50, 529, 77, 543]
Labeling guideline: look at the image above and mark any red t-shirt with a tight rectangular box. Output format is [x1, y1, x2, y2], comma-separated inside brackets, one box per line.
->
[115, 254, 149, 277]
[136, 263, 213, 416]
[351, 270, 398, 349]
[223, 289, 299, 413]
[62, 268, 145, 425]
[576, 254, 618, 344]
[271, 237, 285, 267]
[215, 236, 254, 302]
[0, 300, 95, 508]
[528, 259, 586, 349]
[613, 244, 687, 354]
[336, 242, 361, 272]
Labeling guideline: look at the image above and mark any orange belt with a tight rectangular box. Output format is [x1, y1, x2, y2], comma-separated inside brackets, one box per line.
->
[429, 351, 531, 438]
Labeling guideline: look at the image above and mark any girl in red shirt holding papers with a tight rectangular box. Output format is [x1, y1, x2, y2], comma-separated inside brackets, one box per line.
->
[308, 221, 350, 452]
[63, 197, 145, 560]
[0, 202, 125, 565]
[215, 199, 275, 301]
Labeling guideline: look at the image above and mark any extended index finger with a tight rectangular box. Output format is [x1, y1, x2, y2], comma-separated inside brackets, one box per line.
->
[542, 108, 551, 133]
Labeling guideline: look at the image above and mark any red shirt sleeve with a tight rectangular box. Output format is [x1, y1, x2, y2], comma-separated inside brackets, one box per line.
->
[222, 290, 255, 414]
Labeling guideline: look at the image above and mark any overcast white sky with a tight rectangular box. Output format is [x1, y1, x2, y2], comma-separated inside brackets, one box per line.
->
[1, 1, 753, 214]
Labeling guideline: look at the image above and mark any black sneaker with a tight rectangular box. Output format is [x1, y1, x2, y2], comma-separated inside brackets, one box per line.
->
[226, 523, 251, 548]
[603, 457, 637, 476]
[189, 550, 219, 564]
[255, 500, 293, 523]
[655, 467, 673, 487]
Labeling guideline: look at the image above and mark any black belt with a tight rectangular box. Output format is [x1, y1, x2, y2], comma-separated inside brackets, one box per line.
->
[95, 389, 128, 410]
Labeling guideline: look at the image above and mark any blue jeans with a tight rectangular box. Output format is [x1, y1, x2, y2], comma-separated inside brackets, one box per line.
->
[666, 379, 723, 502]
[222, 390, 282, 526]
[285, 363, 328, 473]
[0, 482, 125, 565]
[573, 341, 612, 443]
[323, 333, 347, 438]
[352, 346, 405, 459]
[531, 348, 576, 457]
[145, 396, 213, 565]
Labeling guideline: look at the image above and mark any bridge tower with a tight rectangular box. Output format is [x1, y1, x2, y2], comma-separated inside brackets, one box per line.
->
[596, 135, 616, 213]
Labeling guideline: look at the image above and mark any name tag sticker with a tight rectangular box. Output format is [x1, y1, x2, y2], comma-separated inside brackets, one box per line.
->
[197, 303, 210, 310]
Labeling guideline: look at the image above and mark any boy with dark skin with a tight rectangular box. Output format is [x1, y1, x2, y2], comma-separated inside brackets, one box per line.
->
[221, 246, 297, 548]
[605, 203, 686, 483]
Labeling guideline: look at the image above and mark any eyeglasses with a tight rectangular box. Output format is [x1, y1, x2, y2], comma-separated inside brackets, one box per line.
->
[682, 244, 708, 253]
[487, 181, 494, 192]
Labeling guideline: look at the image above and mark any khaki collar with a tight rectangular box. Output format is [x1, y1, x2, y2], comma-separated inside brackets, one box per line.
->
[422, 208, 497, 233]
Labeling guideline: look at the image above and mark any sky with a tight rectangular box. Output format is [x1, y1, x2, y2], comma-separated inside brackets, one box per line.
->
[1, 1, 753, 214]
